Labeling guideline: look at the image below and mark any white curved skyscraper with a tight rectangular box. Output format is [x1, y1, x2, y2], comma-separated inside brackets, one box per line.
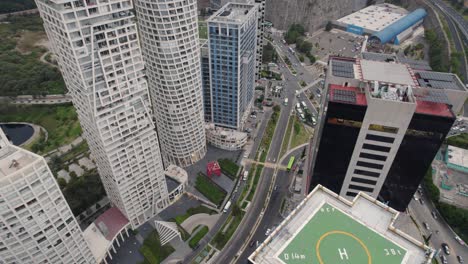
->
[0, 129, 94, 263]
[134, 0, 207, 167]
[35, 0, 169, 229]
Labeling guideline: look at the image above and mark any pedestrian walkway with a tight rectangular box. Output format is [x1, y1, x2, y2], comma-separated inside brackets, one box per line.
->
[242, 159, 287, 170]
[181, 213, 220, 234]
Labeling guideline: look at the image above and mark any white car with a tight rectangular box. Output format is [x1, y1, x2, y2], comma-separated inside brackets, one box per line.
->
[265, 228, 271, 236]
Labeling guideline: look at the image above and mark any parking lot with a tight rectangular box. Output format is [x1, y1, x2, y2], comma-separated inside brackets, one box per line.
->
[448, 117, 468, 136]
[307, 30, 365, 61]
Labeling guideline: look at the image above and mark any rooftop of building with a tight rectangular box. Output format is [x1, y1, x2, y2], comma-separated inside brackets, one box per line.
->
[248, 185, 433, 264]
[0, 130, 38, 179]
[206, 123, 249, 140]
[164, 164, 188, 187]
[337, 4, 408, 32]
[208, 2, 256, 24]
[83, 207, 130, 262]
[446, 145, 468, 170]
[327, 56, 456, 118]
[415, 71, 467, 92]
[361, 52, 432, 71]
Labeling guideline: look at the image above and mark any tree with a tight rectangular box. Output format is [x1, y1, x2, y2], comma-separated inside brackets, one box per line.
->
[299, 55, 305, 62]
[325, 21, 333, 31]
[273, 105, 281, 112]
[57, 177, 67, 189]
[262, 42, 275, 63]
[294, 120, 301, 135]
[232, 204, 241, 216]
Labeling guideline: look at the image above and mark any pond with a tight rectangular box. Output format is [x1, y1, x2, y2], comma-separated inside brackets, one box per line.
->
[0, 123, 34, 146]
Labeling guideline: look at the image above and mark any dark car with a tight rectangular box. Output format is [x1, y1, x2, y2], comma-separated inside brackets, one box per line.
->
[442, 243, 450, 255]
[249, 240, 256, 247]
[441, 255, 448, 264]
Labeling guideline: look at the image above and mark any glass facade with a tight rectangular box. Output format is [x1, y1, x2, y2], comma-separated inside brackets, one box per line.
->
[308, 100, 455, 211]
[381, 113, 454, 211]
[208, 12, 257, 129]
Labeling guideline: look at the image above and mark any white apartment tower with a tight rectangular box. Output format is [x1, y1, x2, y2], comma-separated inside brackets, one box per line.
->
[35, 0, 169, 228]
[134, 0, 207, 167]
[0, 129, 94, 263]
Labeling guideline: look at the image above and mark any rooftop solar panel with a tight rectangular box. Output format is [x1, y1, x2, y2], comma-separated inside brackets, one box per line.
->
[414, 89, 450, 104]
[418, 71, 454, 82]
[331, 60, 356, 78]
[333, 89, 356, 103]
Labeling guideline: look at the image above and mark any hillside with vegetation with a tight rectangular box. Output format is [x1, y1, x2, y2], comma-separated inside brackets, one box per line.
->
[0, 14, 66, 96]
[0, 0, 36, 14]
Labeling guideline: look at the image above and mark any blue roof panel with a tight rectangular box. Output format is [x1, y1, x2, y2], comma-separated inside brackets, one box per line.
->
[371, 8, 427, 44]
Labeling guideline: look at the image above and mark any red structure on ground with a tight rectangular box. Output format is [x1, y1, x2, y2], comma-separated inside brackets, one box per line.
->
[207, 161, 221, 177]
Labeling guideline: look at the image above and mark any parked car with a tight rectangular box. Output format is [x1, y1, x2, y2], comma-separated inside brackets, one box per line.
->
[249, 240, 256, 247]
[432, 211, 437, 219]
[457, 255, 464, 263]
[455, 236, 465, 245]
[423, 222, 430, 230]
[265, 228, 271, 236]
[441, 255, 448, 264]
[442, 243, 450, 255]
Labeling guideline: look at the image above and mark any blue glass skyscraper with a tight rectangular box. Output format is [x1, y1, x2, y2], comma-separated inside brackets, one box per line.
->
[207, 3, 258, 130]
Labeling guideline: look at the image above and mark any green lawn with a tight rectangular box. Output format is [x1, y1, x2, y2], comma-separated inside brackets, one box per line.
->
[279, 203, 406, 264]
[258, 107, 281, 162]
[279, 115, 294, 158]
[246, 165, 263, 202]
[199, 21, 208, 39]
[446, 133, 468, 149]
[189, 226, 209, 248]
[61, 140, 89, 163]
[139, 231, 175, 264]
[290, 117, 312, 149]
[239, 165, 256, 203]
[195, 173, 227, 206]
[0, 104, 82, 153]
[218, 158, 240, 179]
[212, 212, 245, 250]
[173, 205, 217, 225]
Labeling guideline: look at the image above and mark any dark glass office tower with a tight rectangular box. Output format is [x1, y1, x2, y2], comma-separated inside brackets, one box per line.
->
[306, 54, 461, 211]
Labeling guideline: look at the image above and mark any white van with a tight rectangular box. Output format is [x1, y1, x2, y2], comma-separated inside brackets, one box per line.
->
[223, 201, 232, 213]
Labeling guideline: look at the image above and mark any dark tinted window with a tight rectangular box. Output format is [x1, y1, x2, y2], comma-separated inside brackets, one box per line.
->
[348, 184, 374, 192]
[354, 169, 380, 178]
[351, 177, 377, 185]
[366, 134, 395, 143]
[357, 161, 384, 170]
[359, 152, 387, 161]
[362, 143, 390, 152]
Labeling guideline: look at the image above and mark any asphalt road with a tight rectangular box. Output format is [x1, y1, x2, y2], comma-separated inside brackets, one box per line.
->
[409, 191, 468, 264]
[212, 35, 322, 262]
[181, 109, 272, 263]
[428, 0, 468, 45]
[428, 0, 468, 82]
[235, 148, 304, 264]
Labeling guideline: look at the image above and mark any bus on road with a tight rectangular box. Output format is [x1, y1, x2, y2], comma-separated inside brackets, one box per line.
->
[287, 156, 295, 171]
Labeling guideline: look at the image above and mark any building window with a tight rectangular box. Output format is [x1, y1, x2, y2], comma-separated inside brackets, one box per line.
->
[351, 177, 377, 185]
[354, 169, 380, 178]
[356, 161, 384, 170]
[359, 152, 387, 161]
[365, 134, 395, 144]
[362, 143, 390, 153]
[348, 184, 374, 193]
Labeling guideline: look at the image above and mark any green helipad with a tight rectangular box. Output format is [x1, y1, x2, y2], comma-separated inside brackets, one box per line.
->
[277, 203, 407, 264]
